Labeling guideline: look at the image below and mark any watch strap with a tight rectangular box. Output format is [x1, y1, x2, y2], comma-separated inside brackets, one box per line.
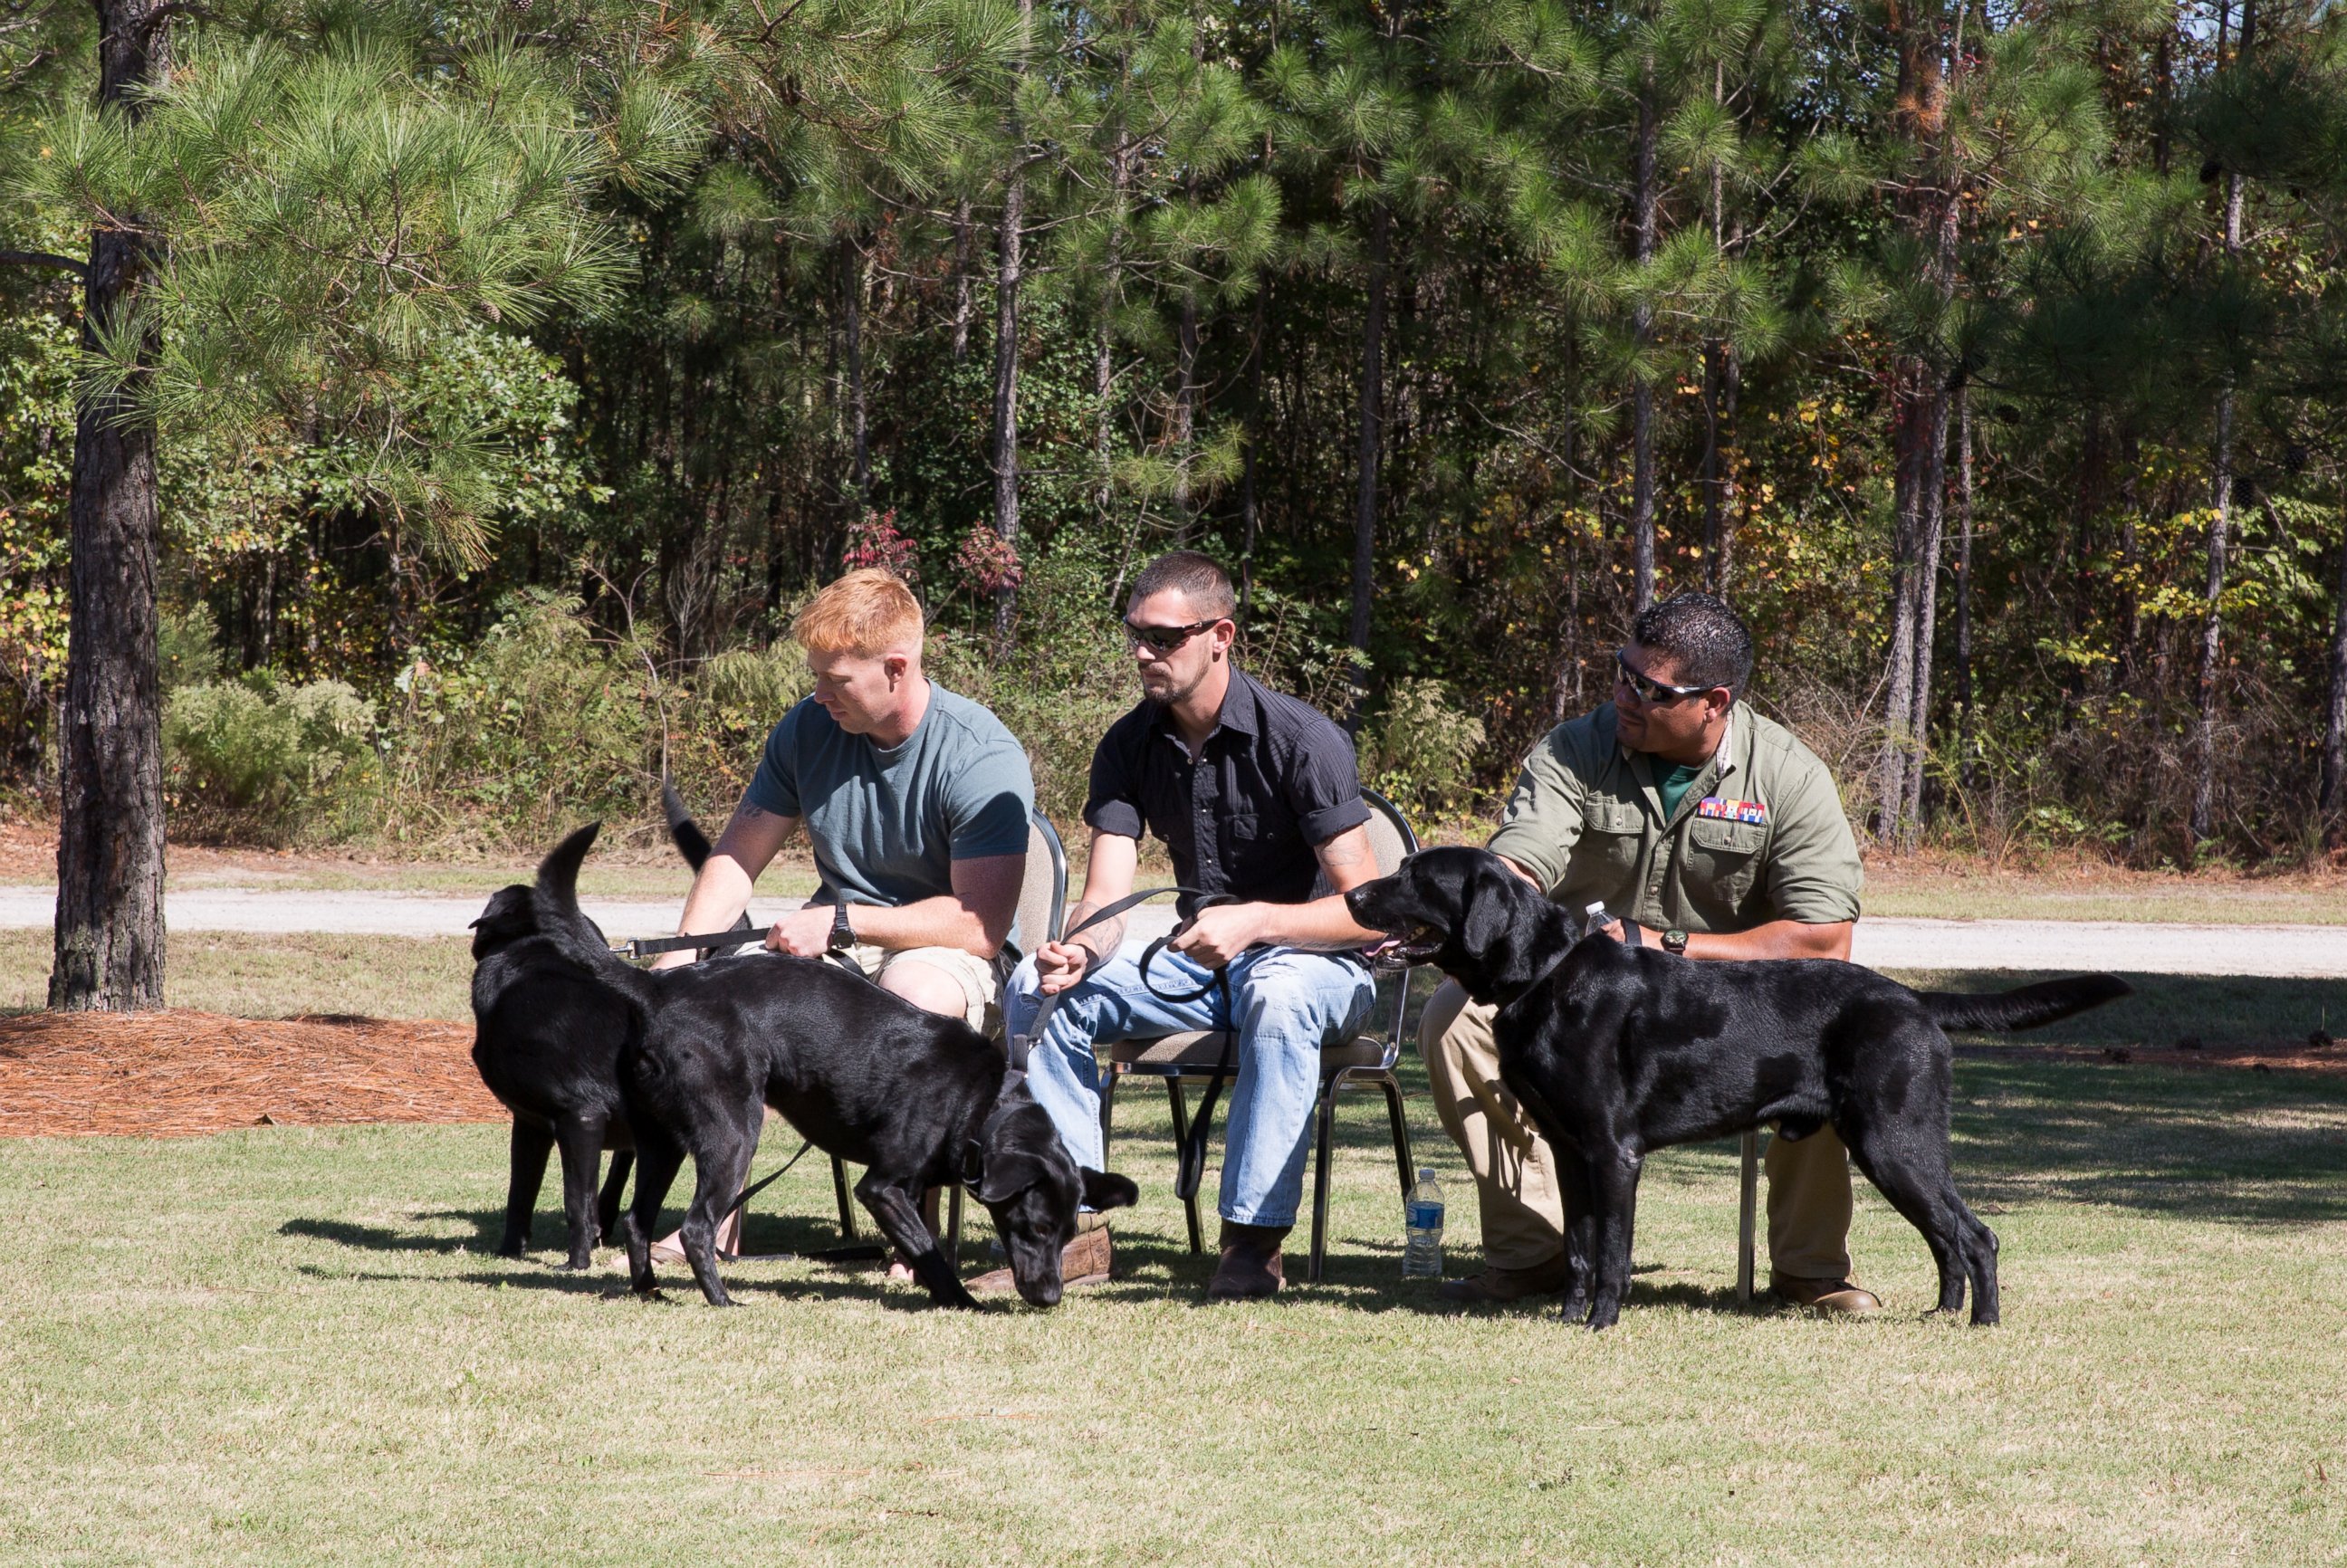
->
[1620, 919, 1643, 949]
[829, 903, 855, 951]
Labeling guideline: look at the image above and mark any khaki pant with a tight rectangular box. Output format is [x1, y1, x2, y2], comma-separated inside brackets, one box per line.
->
[1418, 980, 1855, 1282]
[838, 942, 1001, 1035]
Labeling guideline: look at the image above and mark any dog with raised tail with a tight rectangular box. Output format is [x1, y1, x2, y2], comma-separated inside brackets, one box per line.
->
[1346, 846, 2130, 1330]
[522, 821, 1136, 1310]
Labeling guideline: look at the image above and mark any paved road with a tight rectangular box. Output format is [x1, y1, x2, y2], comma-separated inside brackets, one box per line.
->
[2, 885, 2342, 977]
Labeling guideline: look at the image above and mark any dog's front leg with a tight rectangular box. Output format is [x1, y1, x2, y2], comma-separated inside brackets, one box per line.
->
[1583, 1151, 1644, 1332]
[498, 1120, 556, 1258]
[855, 1173, 977, 1310]
[1553, 1155, 1597, 1324]
[596, 1148, 634, 1248]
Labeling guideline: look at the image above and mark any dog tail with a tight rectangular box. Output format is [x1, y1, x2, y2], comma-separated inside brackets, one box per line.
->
[662, 779, 713, 872]
[529, 822, 658, 1011]
[1922, 974, 2132, 1032]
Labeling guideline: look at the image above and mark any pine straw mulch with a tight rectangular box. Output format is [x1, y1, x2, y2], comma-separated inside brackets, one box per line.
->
[0, 1009, 501, 1139]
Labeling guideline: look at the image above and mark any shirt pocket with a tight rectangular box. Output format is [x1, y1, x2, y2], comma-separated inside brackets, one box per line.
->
[1216, 811, 1294, 885]
[1580, 798, 1647, 879]
[1684, 815, 1768, 907]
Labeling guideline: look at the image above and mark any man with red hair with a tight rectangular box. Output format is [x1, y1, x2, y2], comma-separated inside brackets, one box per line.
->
[651, 568, 1034, 1258]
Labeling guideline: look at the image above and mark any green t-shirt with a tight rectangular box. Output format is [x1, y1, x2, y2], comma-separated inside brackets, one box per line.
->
[745, 684, 1035, 920]
[1656, 760, 1704, 825]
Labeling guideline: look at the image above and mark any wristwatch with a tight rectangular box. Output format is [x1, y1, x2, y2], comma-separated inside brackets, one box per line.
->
[1662, 928, 1690, 956]
[828, 903, 856, 953]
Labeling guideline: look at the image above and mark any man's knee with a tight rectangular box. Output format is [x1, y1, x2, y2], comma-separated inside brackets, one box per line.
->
[877, 957, 975, 1020]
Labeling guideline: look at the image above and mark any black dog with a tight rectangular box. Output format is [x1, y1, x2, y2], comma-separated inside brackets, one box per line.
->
[526, 821, 1138, 1310]
[468, 787, 748, 1267]
[1347, 846, 2129, 1329]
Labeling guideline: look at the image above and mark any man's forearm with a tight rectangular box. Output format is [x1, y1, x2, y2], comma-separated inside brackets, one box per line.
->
[674, 855, 758, 938]
[1059, 901, 1130, 962]
[1681, 920, 1853, 961]
[1255, 894, 1381, 951]
[835, 894, 1001, 957]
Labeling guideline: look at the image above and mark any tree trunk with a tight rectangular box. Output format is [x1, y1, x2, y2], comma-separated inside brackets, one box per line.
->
[2321, 473, 2347, 844]
[1346, 203, 1392, 728]
[1953, 383, 1977, 791]
[1170, 293, 1200, 538]
[842, 238, 869, 507]
[1629, 59, 1659, 612]
[950, 196, 974, 364]
[52, 0, 172, 1012]
[2194, 2, 2255, 846]
[1238, 282, 1267, 624]
[1902, 378, 1954, 841]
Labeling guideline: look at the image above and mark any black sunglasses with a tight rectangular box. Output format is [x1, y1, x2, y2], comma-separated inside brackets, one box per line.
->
[1125, 618, 1223, 655]
[1614, 649, 1714, 706]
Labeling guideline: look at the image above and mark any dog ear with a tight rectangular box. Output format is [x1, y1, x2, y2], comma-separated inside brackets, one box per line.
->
[1078, 1169, 1138, 1212]
[976, 1147, 1049, 1206]
[1457, 856, 1538, 993]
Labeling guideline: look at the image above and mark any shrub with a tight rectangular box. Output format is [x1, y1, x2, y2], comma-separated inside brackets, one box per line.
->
[166, 673, 378, 834]
[1359, 677, 1487, 821]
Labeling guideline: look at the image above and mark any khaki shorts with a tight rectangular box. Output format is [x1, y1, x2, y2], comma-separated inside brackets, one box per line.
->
[837, 943, 1001, 1035]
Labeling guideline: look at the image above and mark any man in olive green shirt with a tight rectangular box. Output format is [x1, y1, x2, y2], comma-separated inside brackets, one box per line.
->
[1422, 592, 1879, 1314]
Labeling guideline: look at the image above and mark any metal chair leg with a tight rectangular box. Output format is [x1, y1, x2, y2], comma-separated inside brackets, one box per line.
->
[1378, 1070, 1415, 1199]
[1308, 1077, 1339, 1284]
[1165, 1079, 1202, 1255]
[1098, 1064, 1118, 1151]
[1737, 1130, 1760, 1304]
[832, 1154, 858, 1241]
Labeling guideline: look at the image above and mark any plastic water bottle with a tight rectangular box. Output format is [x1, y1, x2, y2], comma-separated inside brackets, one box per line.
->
[1403, 1168, 1445, 1279]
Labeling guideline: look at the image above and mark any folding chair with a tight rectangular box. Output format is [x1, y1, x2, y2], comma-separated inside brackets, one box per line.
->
[1096, 789, 1422, 1283]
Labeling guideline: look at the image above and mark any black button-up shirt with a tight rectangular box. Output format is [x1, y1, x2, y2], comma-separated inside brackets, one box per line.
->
[1084, 666, 1371, 916]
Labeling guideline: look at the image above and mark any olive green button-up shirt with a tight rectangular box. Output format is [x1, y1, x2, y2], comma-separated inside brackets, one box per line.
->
[1486, 702, 1863, 935]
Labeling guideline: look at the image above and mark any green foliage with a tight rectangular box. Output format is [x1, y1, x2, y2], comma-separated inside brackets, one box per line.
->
[165, 672, 378, 832]
[1359, 677, 1490, 821]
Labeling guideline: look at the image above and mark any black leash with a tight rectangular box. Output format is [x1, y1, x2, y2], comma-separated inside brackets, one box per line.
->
[725, 1137, 813, 1220]
[616, 924, 874, 982]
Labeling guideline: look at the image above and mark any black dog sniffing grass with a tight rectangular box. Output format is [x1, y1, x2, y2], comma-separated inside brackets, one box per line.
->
[467, 789, 748, 1267]
[1347, 846, 2129, 1330]
[526, 822, 1137, 1310]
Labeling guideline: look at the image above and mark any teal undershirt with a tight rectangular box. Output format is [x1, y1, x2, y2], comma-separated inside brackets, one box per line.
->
[1656, 760, 1704, 824]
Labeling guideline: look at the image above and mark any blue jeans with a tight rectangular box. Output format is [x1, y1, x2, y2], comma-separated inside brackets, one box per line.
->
[1005, 942, 1375, 1228]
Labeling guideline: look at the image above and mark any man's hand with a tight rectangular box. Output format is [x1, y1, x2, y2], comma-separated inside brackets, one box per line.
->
[1032, 939, 1096, 996]
[1172, 903, 1272, 970]
[763, 904, 838, 958]
[649, 949, 697, 972]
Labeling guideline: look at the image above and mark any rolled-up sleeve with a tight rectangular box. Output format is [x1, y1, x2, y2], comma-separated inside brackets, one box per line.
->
[1760, 760, 1864, 924]
[1485, 728, 1591, 896]
[1082, 729, 1145, 840]
[1288, 729, 1370, 846]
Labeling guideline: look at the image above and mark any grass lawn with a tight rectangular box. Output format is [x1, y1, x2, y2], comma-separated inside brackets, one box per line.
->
[5, 999, 2346, 1562]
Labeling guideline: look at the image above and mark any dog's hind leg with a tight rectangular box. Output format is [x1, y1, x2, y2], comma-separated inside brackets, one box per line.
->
[855, 1172, 977, 1310]
[555, 1120, 609, 1270]
[497, 1120, 555, 1258]
[1842, 1118, 1984, 1322]
[596, 1150, 633, 1248]
[1583, 1151, 1644, 1332]
[622, 1135, 686, 1296]
[676, 1122, 756, 1307]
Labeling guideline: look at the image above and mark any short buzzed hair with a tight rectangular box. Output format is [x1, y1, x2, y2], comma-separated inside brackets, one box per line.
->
[793, 568, 924, 657]
[1631, 592, 1753, 696]
[1129, 550, 1237, 621]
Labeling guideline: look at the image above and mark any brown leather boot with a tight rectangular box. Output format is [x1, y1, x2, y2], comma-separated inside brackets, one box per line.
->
[1771, 1273, 1882, 1315]
[967, 1226, 1114, 1297]
[1207, 1220, 1288, 1302]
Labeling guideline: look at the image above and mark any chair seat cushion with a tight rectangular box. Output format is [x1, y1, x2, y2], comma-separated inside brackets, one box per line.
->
[1105, 1032, 1390, 1073]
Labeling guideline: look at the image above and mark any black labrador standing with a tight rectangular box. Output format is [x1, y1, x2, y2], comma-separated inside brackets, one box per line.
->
[469, 787, 747, 1267]
[525, 821, 1138, 1310]
[1346, 846, 2129, 1329]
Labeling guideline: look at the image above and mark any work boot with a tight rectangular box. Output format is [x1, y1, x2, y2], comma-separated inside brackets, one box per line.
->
[1771, 1273, 1882, 1316]
[1437, 1253, 1576, 1305]
[967, 1224, 1113, 1297]
[1206, 1220, 1288, 1302]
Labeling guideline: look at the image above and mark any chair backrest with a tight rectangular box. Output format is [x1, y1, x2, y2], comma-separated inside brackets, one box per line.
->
[1016, 808, 1069, 952]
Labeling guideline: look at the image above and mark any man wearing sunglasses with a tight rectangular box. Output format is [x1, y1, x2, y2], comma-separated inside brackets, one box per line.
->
[989, 550, 1384, 1301]
[1419, 591, 1875, 1315]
